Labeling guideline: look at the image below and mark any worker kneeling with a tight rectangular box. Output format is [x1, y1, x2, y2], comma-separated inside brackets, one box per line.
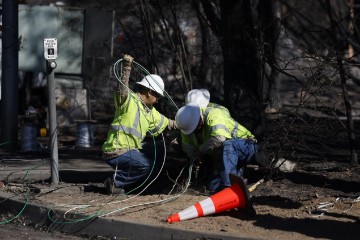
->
[102, 55, 177, 194]
[175, 102, 258, 193]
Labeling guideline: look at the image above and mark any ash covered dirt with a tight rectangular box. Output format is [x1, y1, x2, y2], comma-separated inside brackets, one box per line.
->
[4, 157, 359, 240]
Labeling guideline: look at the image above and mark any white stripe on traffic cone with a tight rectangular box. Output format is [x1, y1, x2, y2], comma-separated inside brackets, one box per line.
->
[167, 174, 251, 223]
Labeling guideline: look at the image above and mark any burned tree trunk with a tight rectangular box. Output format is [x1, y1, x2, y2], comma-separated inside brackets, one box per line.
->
[219, 0, 260, 122]
[325, 0, 358, 164]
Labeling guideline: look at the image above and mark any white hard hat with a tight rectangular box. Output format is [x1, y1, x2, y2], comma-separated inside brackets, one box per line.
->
[136, 74, 164, 96]
[175, 102, 201, 135]
[199, 88, 210, 100]
[185, 89, 210, 108]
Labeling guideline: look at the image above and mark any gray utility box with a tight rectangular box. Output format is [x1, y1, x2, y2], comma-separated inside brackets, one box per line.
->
[19, 5, 84, 74]
[18, 4, 114, 124]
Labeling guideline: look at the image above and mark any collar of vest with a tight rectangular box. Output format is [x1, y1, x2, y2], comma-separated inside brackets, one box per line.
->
[137, 93, 151, 112]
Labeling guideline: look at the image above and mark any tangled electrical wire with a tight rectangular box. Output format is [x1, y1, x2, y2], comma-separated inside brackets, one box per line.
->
[0, 57, 197, 226]
[44, 57, 195, 223]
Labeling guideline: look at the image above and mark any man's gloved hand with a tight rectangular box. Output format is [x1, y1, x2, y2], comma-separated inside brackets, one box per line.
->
[191, 150, 204, 179]
[247, 137, 257, 143]
[123, 54, 134, 64]
[167, 119, 178, 131]
[117, 54, 134, 104]
[193, 157, 203, 173]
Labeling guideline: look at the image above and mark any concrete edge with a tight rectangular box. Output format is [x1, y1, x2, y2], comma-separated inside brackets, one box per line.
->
[0, 191, 259, 240]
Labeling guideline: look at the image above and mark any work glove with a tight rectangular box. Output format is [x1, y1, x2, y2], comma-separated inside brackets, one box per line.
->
[117, 54, 134, 99]
[123, 54, 134, 65]
[246, 137, 257, 143]
[191, 150, 204, 179]
[167, 119, 178, 131]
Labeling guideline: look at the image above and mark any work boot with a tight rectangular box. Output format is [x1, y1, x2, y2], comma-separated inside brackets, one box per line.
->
[104, 177, 125, 195]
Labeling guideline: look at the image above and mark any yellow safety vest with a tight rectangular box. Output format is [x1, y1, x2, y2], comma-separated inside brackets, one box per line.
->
[182, 107, 254, 150]
[207, 102, 230, 116]
[102, 92, 169, 152]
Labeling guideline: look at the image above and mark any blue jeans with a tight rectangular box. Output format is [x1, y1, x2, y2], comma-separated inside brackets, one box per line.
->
[105, 141, 164, 189]
[208, 138, 258, 192]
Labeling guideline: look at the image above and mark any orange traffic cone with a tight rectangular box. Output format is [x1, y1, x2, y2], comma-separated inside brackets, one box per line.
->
[167, 173, 254, 223]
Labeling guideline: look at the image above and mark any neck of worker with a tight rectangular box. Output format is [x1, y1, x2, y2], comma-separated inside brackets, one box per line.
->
[138, 92, 153, 110]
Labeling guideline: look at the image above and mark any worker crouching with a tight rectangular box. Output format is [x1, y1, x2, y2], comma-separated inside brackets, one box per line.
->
[102, 54, 177, 194]
[175, 102, 258, 193]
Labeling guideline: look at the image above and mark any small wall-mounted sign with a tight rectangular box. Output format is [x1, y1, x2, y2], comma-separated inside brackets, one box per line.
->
[44, 38, 58, 60]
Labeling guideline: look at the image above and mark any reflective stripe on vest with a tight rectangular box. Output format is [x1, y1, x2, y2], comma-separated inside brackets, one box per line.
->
[111, 125, 142, 139]
[203, 108, 211, 118]
[210, 124, 229, 134]
[152, 114, 165, 133]
[232, 122, 239, 138]
[203, 107, 238, 139]
[111, 103, 142, 139]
